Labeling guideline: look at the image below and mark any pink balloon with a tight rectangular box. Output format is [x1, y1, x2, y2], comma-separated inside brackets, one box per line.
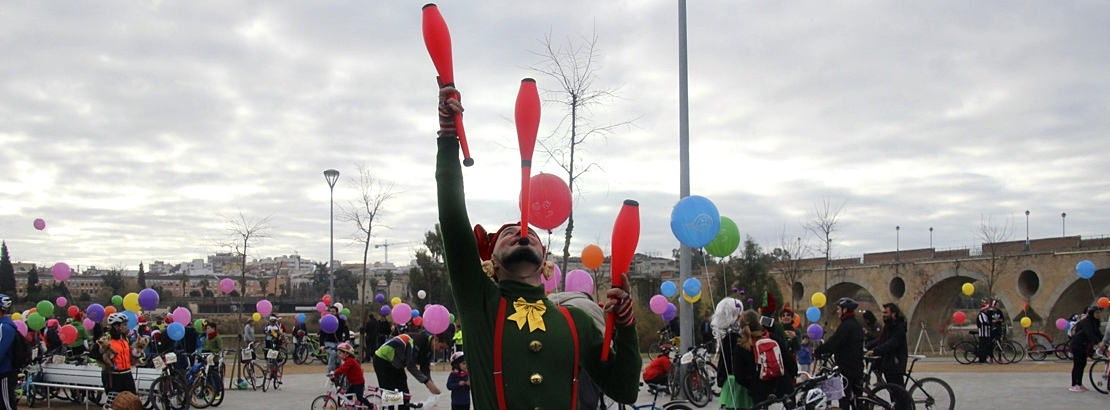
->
[256, 300, 273, 317]
[219, 278, 235, 294]
[564, 269, 594, 294]
[649, 295, 668, 315]
[316, 302, 327, 313]
[82, 318, 95, 330]
[391, 303, 412, 325]
[14, 321, 27, 336]
[52, 262, 71, 282]
[33, 218, 46, 230]
[1056, 318, 1068, 331]
[172, 307, 192, 325]
[56, 296, 67, 307]
[423, 304, 451, 335]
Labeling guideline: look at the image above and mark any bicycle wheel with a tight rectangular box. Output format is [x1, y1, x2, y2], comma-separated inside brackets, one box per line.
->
[952, 341, 975, 364]
[703, 361, 720, 397]
[271, 363, 283, 390]
[1088, 357, 1110, 394]
[209, 377, 225, 407]
[1007, 340, 1025, 363]
[647, 342, 661, 357]
[245, 362, 265, 390]
[310, 395, 338, 410]
[681, 366, 711, 407]
[994, 341, 1017, 364]
[189, 378, 214, 409]
[150, 375, 190, 410]
[667, 366, 682, 400]
[868, 382, 914, 410]
[294, 345, 309, 365]
[1027, 334, 1050, 361]
[909, 377, 955, 410]
[1055, 342, 1072, 360]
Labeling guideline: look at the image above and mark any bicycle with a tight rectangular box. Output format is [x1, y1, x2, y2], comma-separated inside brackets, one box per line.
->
[812, 354, 913, 410]
[148, 352, 191, 410]
[600, 382, 694, 410]
[240, 342, 267, 391]
[951, 331, 1018, 364]
[647, 330, 677, 357]
[310, 376, 423, 410]
[295, 336, 330, 365]
[901, 355, 955, 410]
[677, 343, 716, 407]
[749, 369, 839, 410]
[1087, 349, 1109, 394]
[188, 351, 228, 409]
[261, 346, 285, 392]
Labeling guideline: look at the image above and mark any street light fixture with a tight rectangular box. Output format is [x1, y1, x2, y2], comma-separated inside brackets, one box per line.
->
[1062, 212, 1067, 237]
[929, 227, 933, 249]
[324, 169, 340, 299]
[1024, 210, 1030, 252]
[895, 226, 900, 262]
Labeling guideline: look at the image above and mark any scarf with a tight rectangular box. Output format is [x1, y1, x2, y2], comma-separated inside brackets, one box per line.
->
[840, 311, 856, 321]
[207, 330, 219, 340]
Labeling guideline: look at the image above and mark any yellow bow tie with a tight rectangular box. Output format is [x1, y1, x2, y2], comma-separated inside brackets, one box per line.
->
[507, 297, 547, 332]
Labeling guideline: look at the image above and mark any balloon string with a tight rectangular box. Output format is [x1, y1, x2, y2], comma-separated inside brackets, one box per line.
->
[1089, 279, 1097, 300]
[701, 250, 714, 304]
[544, 231, 556, 292]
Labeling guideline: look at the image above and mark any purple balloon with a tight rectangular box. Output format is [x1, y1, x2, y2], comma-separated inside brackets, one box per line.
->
[33, 218, 46, 230]
[376, 294, 386, 304]
[807, 324, 824, 340]
[565, 269, 594, 294]
[380, 305, 391, 316]
[664, 303, 677, 316]
[52, 262, 71, 282]
[138, 288, 159, 311]
[86, 304, 106, 322]
[340, 315, 347, 321]
[320, 314, 339, 333]
[256, 300, 273, 317]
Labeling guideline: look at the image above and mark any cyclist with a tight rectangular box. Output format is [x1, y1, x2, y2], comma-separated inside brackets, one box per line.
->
[330, 342, 373, 409]
[93, 313, 141, 406]
[265, 315, 284, 351]
[1069, 305, 1103, 392]
[814, 297, 865, 409]
[0, 294, 17, 410]
[202, 321, 223, 354]
[866, 303, 908, 386]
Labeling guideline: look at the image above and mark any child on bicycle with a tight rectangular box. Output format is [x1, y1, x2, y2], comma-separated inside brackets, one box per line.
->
[265, 316, 283, 351]
[331, 342, 373, 409]
[446, 351, 470, 410]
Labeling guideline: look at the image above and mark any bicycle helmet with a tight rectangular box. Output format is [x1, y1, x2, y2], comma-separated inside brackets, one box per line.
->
[336, 342, 355, 355]
[660, 343, 674, 354]
[332, 302, 344, 312]
[269, 315, 278, 322]
[803, 387, 827, 407]
[0, 294, 11, 313]
[108, 312, 129, 325]
[835, 297, 859, 311]
[1085, 305, 1102, 315]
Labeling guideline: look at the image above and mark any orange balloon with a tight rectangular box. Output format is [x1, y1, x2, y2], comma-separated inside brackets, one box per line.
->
[1099, 297, 1110, 310]
[105, 306, 117, 316]
[793, 314, 801, 329]
[581, 244, 605, 270]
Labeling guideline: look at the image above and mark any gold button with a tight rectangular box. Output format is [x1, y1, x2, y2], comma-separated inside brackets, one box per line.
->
[528, 340, 543, 352]
[530, 373, 543, 385]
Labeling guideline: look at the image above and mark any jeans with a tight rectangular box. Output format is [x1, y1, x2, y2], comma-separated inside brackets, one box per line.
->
[325, 342, 339, 372]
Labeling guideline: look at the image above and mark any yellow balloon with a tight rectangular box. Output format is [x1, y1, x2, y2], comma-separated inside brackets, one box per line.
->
[252, 312, 262, 322]
[391, 297, 401, 307]
[1020, 317, 1032, 328]
[811, 292, 827, 309]
[10, 312, 21, 321]
[683, 291, 702, 304]
[123, 293, 141, 312]
[961, 283, 974, 296]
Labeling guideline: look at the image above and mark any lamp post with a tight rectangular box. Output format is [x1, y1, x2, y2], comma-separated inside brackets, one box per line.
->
[895, 226, 900, 262]
[1062, 212, 1067, 237]
[929, 227, 933, 248]
[324, 169, 340, 299]
[1024, 210, 1030, 252]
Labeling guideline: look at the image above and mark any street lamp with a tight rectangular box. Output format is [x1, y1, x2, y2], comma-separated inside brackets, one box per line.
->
[1024, 210, 1030, 252]
[895, 226, 900, 262]
[929, 227, 933, 249]
[324, 169, 340, 299]
[1062, 212, 1067, 237]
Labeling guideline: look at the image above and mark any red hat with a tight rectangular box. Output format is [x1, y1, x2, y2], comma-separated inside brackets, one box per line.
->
[138, 316, 147, 324]
[760, 292, 778, 316]
[474, 223, 544, 262]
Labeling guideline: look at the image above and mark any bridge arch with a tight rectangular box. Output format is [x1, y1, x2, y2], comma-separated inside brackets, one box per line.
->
[1043, 267, 1110, 338]
[822, 275, 882, 327]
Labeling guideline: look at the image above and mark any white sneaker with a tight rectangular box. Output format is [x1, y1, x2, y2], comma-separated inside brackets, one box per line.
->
[1069, 386, 1084, 392]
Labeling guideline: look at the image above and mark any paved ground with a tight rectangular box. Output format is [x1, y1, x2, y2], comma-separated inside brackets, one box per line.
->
[25, 358, 1110, 410]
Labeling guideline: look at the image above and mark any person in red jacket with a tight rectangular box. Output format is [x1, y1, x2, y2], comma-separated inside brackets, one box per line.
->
[642, 344, 673, 385]
[330, 342, 372, 409]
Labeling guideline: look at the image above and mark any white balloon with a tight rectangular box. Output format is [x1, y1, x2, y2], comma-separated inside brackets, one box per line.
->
[417, 290, 427, 299]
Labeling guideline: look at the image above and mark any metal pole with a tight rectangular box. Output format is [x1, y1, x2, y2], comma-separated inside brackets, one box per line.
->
[929, 227, 933, 249]
[895, 226, 900, 262]
[1061, 212, 1066, 237]
[677, 0, 693, 355]
[1024, 210, 1030, 252]
[325, 169, 340, 299]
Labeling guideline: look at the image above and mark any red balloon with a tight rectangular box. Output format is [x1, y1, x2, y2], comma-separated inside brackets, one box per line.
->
[953, 311, 967, 325]
[322, 294, 332, 306]
[67, 306, 80, 319]
[165, 316, 173, 324]
[524, 173, 572, 231]
[59, 324, 78, 345]
[412, 317, 424, 328]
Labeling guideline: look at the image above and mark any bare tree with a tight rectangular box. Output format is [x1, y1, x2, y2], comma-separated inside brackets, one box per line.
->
[974, 214, 1015, 298]
[802, 198, 845, 294]
[339, 164, 396, 308]
[217, 211, 272, 297]
[772, 227, 809, 308]
[530, 30, 635, 274]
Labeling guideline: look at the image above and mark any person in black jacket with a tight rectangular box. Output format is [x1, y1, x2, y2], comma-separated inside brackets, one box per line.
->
[815, 297, 864, 409]
[866, 303, 908, 386]
[732, 310, 790, 406]
[1069, 305, 1104, 392]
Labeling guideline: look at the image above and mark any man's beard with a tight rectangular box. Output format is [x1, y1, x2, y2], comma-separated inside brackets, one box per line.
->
[499, 246, 543, 272]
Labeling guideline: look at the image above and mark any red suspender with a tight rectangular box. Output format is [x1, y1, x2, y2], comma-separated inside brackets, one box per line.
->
[558, 306, 580, 410]
[493, 298, 581, 410]
[494, 298, 508, 410]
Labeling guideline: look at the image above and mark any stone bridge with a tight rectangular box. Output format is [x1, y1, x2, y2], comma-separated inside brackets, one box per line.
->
[773, 235, 1110, 346]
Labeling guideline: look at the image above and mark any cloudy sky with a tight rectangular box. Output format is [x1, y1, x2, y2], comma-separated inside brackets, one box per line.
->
[2, 1, 1108, 271]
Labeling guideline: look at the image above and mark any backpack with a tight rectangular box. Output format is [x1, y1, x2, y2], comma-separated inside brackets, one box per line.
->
[7, 323, 31, 370]
[754, 334, 785, 382]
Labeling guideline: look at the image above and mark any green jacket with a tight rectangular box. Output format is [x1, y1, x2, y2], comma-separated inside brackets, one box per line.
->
[437, 136, 641, 409]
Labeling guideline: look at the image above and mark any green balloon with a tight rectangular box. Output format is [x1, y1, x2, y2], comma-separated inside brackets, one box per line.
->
[341, 308, 351, 317]
[194, 319, 205, 332]
[27, 312, 46, 331]
[705, 216, 741, 258]
[449, 313, 456, 323]
[112, 295, 123, 306]
[36, 300, 55, 318]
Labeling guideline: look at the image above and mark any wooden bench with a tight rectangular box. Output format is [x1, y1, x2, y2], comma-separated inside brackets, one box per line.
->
[34, 362, 162, 409]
